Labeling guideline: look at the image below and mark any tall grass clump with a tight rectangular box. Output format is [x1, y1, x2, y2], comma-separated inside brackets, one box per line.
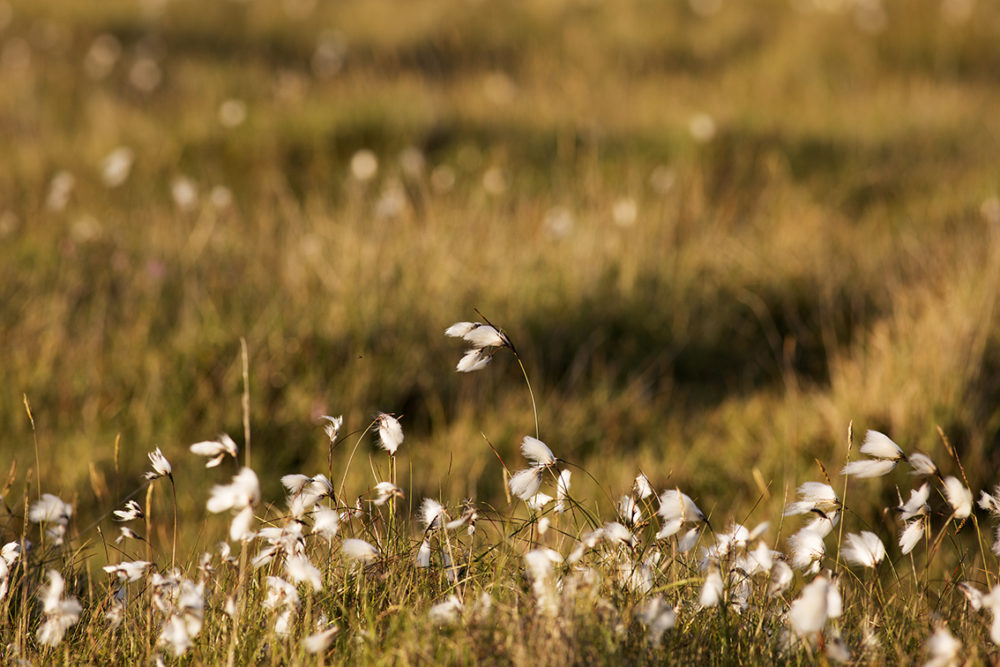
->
[0, 315, 999, 663]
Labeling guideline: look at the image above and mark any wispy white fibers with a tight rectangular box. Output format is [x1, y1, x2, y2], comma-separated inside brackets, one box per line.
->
[145, 447, 173, 480]
[923, 626, 962, 667]
[341, 538, 379, 562]
[376, 413, 404, 455]
[555, 469, 572, 513]
[509, 468, 543, 501]
[943, 477, 973, 519]
[899, 484, 930, 520]
[841, 531, 886, 568]
[788, 529, 826, 572]
[428, 595, 463, 626]
[189, 434, 238, 468]
[637, 596, 676, 646]
[656, 489, 704, 539]
[899, 519, 924, 555]
[206, 468, 260, 541]
[524, 549, 560, 617]
[445, 321, 511, 372]
[841, 430, 904, 478]
[907, 452, 938, 476]
[784, 482, 839, 516]
[788, 573, 842, 637]
[521, 436, 556, 467]
[37, 570, 82, 646]
[699, 569, 724, 608]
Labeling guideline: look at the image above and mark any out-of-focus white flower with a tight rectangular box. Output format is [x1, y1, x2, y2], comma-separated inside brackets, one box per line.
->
[341, 538, 378, 562]
[899, 519, 924, 555]
[634, 473, 654, 500]
[603, 522, 636, 547]
[788, 573, 841, 637]
[376, 413, 403, 455]
[788, 529, 825, 572]
[656, 489, 704, 538]
[171, 177, 198, 211]
[907, 452, 938, 476]
[101, 147, 134, 188]
[699, 568, 724, 608]
[526, 493, 553, 513]
[303, 625, 338, 654]
[769, 560, 794, 596]
[784, 482, 839, 516]
[189, 434, 238, 468]
[103, 560, 152, 582]
[678, 527, 701, 553]
[286, 554, 323, 591]
[145, 448, 173, 480]
[899, 484, 930, 520]
[979, 485, 1000, 515]
[29, 494, 73, 524]
[207, 468, 260, 514]
[524, 549, 558, 617]
[509, 468, 543, 501]
[924, 625, 961, 667]
[618, 495, 641, 526]
[555, 469, 572, 513]
[842, 531, 886, 568]
[943, 477, 973, 519]
[371, 481, 404, 506]
[311, 506, 339, 542]
[37, 570, 82, 646]
[350, 149, 378, 182]
[842, 430, 905, 478]
[421, 498, 446, 531]
[428, 595, 463, 626]
[637, 596, 676, 646]
[520, 437, 556, 467]
[158, 615, 192, 657]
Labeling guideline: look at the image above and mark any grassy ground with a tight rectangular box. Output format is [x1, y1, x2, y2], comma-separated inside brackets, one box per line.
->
[2, 0, 1000, 663]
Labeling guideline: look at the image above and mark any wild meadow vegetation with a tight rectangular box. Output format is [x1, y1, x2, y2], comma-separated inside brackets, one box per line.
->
[2, 0, 1000, 663]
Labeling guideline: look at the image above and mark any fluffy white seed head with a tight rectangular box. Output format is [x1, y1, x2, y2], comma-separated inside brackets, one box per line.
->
[943, 476, 973, 519]
[841, 459, 897, 478]
[788, 574, 841, 636]
[146, 447, 173, 479]
[859, 430, 903, 460]
[456, 348, 492, 372]
[341, 538, 378, 562]
[462, 324, 507, 349]
[842, 531, 886, 568]
[899, 519, 924, 555]
[376, 413, 404, 455]
[907, 452, 938, 476]
[788, 528, 826, 570]
[899, 483, 930, 520]
[658, 490, 704, 524]
[520, 436, 556, 467]
[924, 626, 962, 667]
[509, 468, 543, 501]
[555, 469, 572, 513]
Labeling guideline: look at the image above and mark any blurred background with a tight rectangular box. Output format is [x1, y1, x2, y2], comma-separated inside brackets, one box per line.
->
[2, 0, 1000, 537]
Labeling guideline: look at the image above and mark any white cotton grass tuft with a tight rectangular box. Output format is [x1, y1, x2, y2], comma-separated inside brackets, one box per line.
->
[302, 625, 339, 654]
[112, 499, 143, 522]
[285, 554, 323, 591]
[656, 489, 704, 539]
[103, 560, 152, 582]
[943, 476, 973, 519]
[899, 519, 924, 555]
[341, 538, 378, 562]
[428, 595, 463, 626]
[445, 320, 512, 372]
[784, 482, 839, 516]
[320, 415, 343, 443]
[420, 498, 446, 531]
[520, 436, 556, 467]
[859, 430, 903, 459]
[508, 468, 543, 501]
[634, 473, 654, 500]
[699, 569, 724, 608]
[206, 468, 260, 542]
[145, 447, 173, 480]
[907, 452, 938, 476]
[899, 483, 931, 520]
[841, 531, 886, 568]
[37, 570, 83, 646]
[637, 596, 676, 646]
[371, 481, 404, 506]
[555, 469, 572, 513]
[841, 459, 898, 478]
[924, 625, 962, 667]
[189, 434, 238, 468]
[29, 494, 73, 524]
[788, 573, 842, 637]
[788, 528, 826, 571]
[376, 413, 404, 455]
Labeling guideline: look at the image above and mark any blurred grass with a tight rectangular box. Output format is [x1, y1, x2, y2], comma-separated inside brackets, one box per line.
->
[2, 0, 1000, 537]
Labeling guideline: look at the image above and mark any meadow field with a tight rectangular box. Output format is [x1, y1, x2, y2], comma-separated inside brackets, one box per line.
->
[2, 0, 1000, 663]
